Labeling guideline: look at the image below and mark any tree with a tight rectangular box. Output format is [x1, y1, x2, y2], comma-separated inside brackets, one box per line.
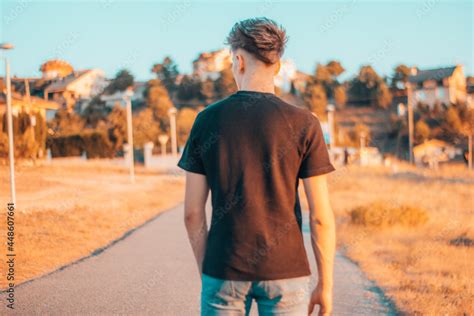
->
[326, 61, 345, 77]
[104, 69, 134, 94]
[392, 64, 411, 89]
[199, 78, 215, 104]
[132, 108, 161, 148]
[312, 61, 347, 108]
[145, 79, 173, 132]
[304, 83, 327, 117]
[81, 95, 109, 127]
[177, 107, 198, 147]
[33, 111, 47, 157]
[415, 119, 431, 144]
[349, 65, 392, 108]
[334, 85, 347, 108]
[376, 82, 393, 109]
[459, 106, 474, 170]
[177, 75, 201, 101]
[151, 56, 179, 94]
[214, 67, 237, 99]
[49, 108, 85, 136]
[358, 65, 380, 89]
[443, 106, 464, 140]
[0, 110, 40, 159]
[105, 104, 127, 152]
[315, 63, 333, 84]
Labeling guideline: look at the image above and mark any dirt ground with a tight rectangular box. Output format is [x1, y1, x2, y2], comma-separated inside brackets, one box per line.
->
[0, 160, 472, 315]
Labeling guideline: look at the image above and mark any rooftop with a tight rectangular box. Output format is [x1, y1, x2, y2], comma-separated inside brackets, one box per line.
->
[408, 66, 457, 84]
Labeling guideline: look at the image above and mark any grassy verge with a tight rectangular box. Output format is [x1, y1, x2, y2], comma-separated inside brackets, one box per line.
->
[318, 164, 474, 315]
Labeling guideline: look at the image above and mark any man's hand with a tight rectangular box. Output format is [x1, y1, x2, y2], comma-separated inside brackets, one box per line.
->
[308, 282, 333, 315]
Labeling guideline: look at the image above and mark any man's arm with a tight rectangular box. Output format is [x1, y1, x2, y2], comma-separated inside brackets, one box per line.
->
[303, 174, 336, 315]
[183, 171, 210, 276]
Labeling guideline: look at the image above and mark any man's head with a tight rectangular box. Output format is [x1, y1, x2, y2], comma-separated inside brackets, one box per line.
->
[225, 18, 288, 89]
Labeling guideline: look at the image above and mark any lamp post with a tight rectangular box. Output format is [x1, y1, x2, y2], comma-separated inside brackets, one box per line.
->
[326, 104, 336, 149]
[406, 82, 414, 164]
[1, 43, 16, 205]
[158, 134, 169, 157]
[124, 88, 135, 184]
[167, 107, 178, 156]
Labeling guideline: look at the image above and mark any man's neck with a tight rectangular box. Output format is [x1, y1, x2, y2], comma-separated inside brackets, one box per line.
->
[239, 73, 275, 94]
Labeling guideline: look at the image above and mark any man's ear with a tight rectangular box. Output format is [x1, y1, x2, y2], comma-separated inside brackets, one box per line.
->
[274, 60, 281, 75]
[236, 54, 245, 73]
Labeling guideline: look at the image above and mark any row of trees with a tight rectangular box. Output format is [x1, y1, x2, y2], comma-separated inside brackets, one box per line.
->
[303, 61, 413, 118]
[48, 59, 203, 157]
[152, 57, 237, 106]
[4, 53, 472, 161]
[0, 111, 47, 159]
[412, 102, 474, 145]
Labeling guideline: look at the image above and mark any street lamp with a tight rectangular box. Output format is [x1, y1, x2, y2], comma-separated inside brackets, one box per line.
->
[406, 82, 415, 164]
[326, 104, 336, 149]
[158, 134, 169, 157]
[124, 88, 135, 184]
[1, 42, 16, 205]
[167, 107, 178, 156]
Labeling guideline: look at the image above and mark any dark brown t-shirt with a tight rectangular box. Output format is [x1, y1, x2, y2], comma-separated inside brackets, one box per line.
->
[177, 90, 335, 281]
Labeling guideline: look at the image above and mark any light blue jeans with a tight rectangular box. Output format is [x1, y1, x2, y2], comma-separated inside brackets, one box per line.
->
[201, 273, 311, 315]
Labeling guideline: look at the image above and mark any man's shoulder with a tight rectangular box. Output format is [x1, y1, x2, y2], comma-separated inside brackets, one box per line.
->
[272, 96, 321, 123]
[200, 95, 236, 115]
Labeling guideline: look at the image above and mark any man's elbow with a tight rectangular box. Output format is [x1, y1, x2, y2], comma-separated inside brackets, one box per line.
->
[184, 208, 204, 227]
[310, 212, 336, 230]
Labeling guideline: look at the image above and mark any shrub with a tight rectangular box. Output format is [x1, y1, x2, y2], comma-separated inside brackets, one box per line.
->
[47, 134, 83, 157]
[0, 110, 46, 159]
[81, 130, 115, 159]
[349, 202, 429, 227]
[47, 130, 116, 159]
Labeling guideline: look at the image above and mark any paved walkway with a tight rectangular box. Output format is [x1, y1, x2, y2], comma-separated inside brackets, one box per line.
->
[1, 205, 395, 315]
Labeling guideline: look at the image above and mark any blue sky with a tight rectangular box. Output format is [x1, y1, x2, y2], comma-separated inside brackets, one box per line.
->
[1, 0, 472, 81]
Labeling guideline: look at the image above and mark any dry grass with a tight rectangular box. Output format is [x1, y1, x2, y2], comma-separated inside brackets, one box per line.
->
[0, 160, 185, 289]
[349, 202, 429, 227]
[316, 163, 474, 315]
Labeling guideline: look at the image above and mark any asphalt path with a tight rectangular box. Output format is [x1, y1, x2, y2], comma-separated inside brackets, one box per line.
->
[1, 204, 396, 315]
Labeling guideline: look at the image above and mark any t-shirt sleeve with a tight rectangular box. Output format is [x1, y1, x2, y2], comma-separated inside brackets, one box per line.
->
[298, 113, 336, 178]
[177, 113, 206, 175]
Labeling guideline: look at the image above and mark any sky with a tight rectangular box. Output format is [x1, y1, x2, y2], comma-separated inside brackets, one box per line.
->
[0, 0, 473, 82]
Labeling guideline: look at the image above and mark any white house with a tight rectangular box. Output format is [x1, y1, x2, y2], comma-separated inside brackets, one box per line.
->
[100, 82, 147, 108]
[193, 49, 232, 81]
[408, 65, 467, 108]
[44, 69, 108, 110]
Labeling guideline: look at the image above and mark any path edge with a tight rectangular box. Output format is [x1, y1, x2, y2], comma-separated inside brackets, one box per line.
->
[0, 202, 184, 293]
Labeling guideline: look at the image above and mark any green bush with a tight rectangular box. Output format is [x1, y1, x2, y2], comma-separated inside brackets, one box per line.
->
[349, 202, 429, 227]
[47, 130, 115, 159]
[48, 134, 83, 157]
[81, 130, 115, 159]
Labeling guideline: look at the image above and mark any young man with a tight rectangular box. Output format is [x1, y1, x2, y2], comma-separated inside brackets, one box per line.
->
[178, 18, 336, 316]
